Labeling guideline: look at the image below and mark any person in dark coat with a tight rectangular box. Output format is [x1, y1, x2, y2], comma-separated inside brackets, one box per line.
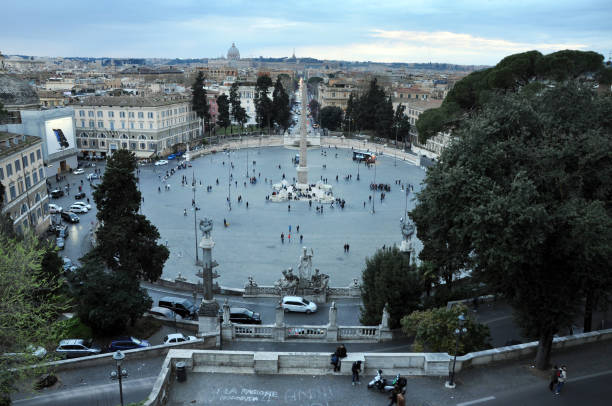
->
[351, 361, 361, 386]
[548, 365, 559, 391]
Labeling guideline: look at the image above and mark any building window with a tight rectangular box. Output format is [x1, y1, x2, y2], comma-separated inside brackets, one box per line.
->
[139, 122, 143, 129]
[43, 203, 48, 215]
[149, 122, 153, 129]
[80, 119, 85, 128]
[130, 123, 134, 129]
[79, 110, 85, 117]
[98, 121, 104, 128]
[130, 142, 136, 149]
[100, 141, 105, 147]
[120, 111, 125, 118]
[138, 112, 144, 118]
[14, 160, 20, 172]
[88, 111, 94, 117]
[9, 184, 16, 200]
[147, 112, 153, 119]
[22, 155, 28, 168]
[32, 171, 38, 183]
[36, 208, 41, 219]
[140, 143, 145, 149]
[21, 204, 28, 215]
[0, 167, 3, 180]
[6, 164, 12, 176]
[110, 121, 115, 130]
[36, 149, 41, 160]
[89, 120, 94, 128]
[82, 140, 88, 146]
[39, 168, 44, 180]
[108, 111, 114, 118]
[122, 142, 127, 148]
[25, 175, 31, 189]
[128, 112, 135, 118]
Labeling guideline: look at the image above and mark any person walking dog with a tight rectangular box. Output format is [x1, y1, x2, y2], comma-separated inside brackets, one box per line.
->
[555, 365, 567, 394]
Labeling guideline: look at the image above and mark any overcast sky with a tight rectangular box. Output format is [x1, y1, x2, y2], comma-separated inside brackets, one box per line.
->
[2, 0, 611, 65]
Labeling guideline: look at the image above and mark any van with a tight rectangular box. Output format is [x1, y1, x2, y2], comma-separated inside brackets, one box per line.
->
[158, 297, 197, 319]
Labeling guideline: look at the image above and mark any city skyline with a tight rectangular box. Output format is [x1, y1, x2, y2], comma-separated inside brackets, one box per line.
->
[2, 0, 611, 65]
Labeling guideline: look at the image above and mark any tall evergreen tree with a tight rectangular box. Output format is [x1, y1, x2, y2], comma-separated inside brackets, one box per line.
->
[375, 95, 394, 139]
[393, 103, 411, 147]
[411, 82, 612, 370]
[191, 71, 210, 141]
[254, 74, 273, 133]
[216, 94, 231, 135]
[272, 76, 292, 133]
[92, 150, 169, 282]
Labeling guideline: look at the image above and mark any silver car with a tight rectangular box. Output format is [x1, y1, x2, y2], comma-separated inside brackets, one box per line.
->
[56, 339, 101, 358]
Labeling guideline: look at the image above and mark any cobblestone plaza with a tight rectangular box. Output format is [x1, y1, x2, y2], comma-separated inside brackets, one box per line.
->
[139, 144, 425, 288]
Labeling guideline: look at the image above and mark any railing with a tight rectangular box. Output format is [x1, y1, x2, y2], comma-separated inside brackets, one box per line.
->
[286, 326, 327, 339]
[234, 325, 273, 338]
[339, 327, 379, 340]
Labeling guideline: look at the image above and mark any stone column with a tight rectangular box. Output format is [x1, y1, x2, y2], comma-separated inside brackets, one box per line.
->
[297, 78, 308, 185]
[274, 303, 286, 342]
[326, 301, 338, 342]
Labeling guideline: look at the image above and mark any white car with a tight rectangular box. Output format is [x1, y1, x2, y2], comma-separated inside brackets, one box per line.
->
[69, 204, 88, 213]
[73, 168, 85, 175]
[72, 201, 92, 210]
[154, 160, 169, 166]
[163, 333, 196, 345]
[49, 204, 62, 214]
[281, 296, 318, 314]
[86, 173, 99, 181]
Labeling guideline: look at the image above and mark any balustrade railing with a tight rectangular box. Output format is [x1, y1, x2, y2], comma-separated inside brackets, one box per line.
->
[234, 325, 273, 338]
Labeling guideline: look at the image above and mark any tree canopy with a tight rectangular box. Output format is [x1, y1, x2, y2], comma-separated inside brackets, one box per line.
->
[254, 74, 273, 131]
[191, 71, 210, 138]
[360, 247, 422, 329]
[416, 50, 612, 142]
[410, 81, 612, 369]
[216, 94, 231, 134]
[272, 76, 292, 133]
[319, 106, 344, 131]
[229, 82, 248, 129]
[92, 150, 169, 282]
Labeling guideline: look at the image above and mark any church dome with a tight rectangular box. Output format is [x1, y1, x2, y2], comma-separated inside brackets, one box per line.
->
[227, 43, 240, 61]
[0, 74, 39, 108]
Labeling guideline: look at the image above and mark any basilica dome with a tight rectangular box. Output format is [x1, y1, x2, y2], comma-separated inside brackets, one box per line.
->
[227, 43, 240, 61]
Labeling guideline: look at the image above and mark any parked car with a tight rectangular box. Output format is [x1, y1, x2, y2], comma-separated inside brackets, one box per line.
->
[281, 296, 318, 314]
[69, 204, 88, 213]
[56, 237, 65, 250]
[55, 339, 101, 358]
[74, 191, 86, 199]
[218, 307, 262, 324]
[72, 201, 92, 210]
[163, 333, 196, 345]
[147, 306, 183, 321]
[108, 337, 151, 352]
[73, 168, 85, 175]
[50, 189, 64, 198]
[61, 212, 80, 223]
[154, 160, 168, 166]
[86, 173, 98, 181]
[62, 257, 77, 272]
[48, 203, 62, 214]
[57, 227, 69, 239]
[158, 297, 198, 319]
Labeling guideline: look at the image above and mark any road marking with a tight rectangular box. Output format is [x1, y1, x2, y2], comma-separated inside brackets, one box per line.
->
[456, 396, 496, 406]
[570, 369, 612, 382]
[480, 315, 512, 324]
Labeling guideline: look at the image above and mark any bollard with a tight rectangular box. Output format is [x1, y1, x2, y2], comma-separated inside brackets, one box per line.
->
[176, 361, 187, 382]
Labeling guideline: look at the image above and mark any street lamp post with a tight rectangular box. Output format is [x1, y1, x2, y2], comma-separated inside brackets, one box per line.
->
[192, 172, 199, 264]
[446, 313, 467, 389]
[110, 350, 128, 406]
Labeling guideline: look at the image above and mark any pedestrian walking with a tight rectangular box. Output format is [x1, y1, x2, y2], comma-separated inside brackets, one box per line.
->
[330, 351, 340, 372]
[388, 385, 400, 406]
[300, 234, 303, 243]
[555, 365, 567, 394]
[548, 365, 559, 391]
[351, 361, 361, 386]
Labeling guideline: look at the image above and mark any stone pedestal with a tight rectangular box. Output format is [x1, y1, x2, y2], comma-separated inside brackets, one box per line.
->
[273, 305, 286, 342]
[199, 299, 220, 317]
[379, 303, 393, 342]
[197, 314, 219, 336]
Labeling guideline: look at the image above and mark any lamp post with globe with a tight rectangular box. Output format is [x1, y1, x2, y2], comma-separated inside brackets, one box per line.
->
[446, 313, 467, 389]
[110, 350, 128, 406]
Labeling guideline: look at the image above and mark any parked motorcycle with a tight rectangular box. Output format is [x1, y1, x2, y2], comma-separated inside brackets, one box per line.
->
[367, 369, 388, 391]
[368, 370, 407, 393]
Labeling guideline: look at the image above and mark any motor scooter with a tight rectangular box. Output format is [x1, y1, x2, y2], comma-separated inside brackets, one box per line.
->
[367, 369, 388, 391]
[368, 370, 407, 393]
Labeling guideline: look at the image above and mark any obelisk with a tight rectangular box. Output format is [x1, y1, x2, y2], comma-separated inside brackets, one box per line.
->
[297, 78, 308, 185]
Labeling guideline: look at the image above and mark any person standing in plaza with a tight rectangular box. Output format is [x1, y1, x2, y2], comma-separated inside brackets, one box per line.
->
[548, 365, 559, 391]
[351, 361, 361, 386]
[555, 365, 567, 394]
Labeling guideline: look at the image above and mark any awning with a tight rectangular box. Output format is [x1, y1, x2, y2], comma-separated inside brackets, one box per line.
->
[133, 151, 155, 159]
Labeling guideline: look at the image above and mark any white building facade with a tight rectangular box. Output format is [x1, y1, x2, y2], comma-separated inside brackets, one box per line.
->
[73, 96, 201, 158]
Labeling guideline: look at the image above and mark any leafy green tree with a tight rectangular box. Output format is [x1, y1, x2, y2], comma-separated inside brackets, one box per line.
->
[410, 82, 612, 370]
[319, 106, 344, 131]
[254, 74, 273, 132]
[191, 71, 210, 140]
[272, 76, 292, 133]
[393, 103, 411, 146]
[216, 94, 231, 135]
[416, 49, 611, 142]
[401, 305, 491, 354]
[70, 258, 152, 333]
[229, 82, 248, 133]
[0, 233, 70, 404]
[308, 99, 320, 123]
[92, 150, 169, 282]
[360, 247, 423, 329]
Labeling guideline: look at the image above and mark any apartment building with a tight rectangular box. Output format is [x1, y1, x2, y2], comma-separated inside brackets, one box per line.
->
[316, 78, 358, 110]
[73, 96, 201, 158]
[0, 132, 50, 235]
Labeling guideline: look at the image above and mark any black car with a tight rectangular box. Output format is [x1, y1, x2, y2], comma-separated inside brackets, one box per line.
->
[50, 189, 64, 198]
[158, 297, 197, 319]
[218, 307, 262, 324]
[61, 212, 80, 223]
[108, 336, 151, 352]
[75, 192, 86, 199]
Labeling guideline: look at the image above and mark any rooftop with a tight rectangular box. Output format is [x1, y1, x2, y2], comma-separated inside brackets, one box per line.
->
[72, 95, 190, 108]
[0, 74, 40, 107]
[0, 131, 42, 159]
